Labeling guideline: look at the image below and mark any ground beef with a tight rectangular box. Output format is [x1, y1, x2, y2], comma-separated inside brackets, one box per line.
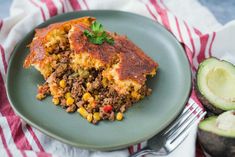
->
[71, 81, 83, 97]
[55, 63, 67, 77]
[37, 60, 152, 124]
[36, 83, 50, 100]
[66, 104, 77, 113]
[76, 101, 84, 108]
[108, 111, 115, 121]
[60, 98, 66, 106]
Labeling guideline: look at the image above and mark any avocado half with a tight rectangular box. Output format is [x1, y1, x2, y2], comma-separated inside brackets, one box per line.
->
[198, 110, 235, 157]
[196, 57, 235, 114]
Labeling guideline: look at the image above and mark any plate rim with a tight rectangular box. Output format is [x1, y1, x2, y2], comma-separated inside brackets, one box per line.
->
[6, 10, 192, 151]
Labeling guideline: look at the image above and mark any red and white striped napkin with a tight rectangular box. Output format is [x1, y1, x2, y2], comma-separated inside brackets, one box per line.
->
[1, 0, 234, 157]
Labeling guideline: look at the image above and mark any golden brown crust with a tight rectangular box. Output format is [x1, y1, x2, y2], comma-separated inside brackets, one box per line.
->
[23, 17, 95, 68]
[69, 24, 158, 84]
[23, 37, 46, 68]
[35, 17, 95, 38]
[114, 35, 158, 84]
[24, 16, 158, 84]
[69, 24, 117, 65]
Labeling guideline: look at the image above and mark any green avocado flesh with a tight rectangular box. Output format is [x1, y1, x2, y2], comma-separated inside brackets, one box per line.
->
[197, 58, 235, 111]
[199, 114, 235, 138]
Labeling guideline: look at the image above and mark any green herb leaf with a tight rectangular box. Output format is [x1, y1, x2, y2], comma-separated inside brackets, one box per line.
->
[105, 36, 114, 45]
[91, 21, 104, 34]
[90, 36, 105, 45]
[83, 30, 92, 38]
[83, 21, 114, 45]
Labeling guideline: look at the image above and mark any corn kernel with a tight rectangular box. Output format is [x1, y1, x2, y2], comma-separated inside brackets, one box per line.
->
[36, 93, 45, 100]
[65, 92, 71, 99]
[66, 97, 74, 106]
[86, 82, 91, 89]
[59, 80, 66, 88]
[57, 54, 61, 59]
[131, 91, 141, 100]
[52, 98, 59, 105]
[82, 92, 92, 101]
[116, 112, 123, 121]
[88, 97, 94, 103]
[77, 107, 88, 118]
[93, 112, 100, 121]
[87, 104, 92, 110]
[102, 78, 108, 87]
[86, 114, 93, 123]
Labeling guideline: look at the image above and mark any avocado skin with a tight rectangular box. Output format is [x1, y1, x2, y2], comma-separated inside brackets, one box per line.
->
[198, 128, 235, 157]
[195, 85, 224, 115]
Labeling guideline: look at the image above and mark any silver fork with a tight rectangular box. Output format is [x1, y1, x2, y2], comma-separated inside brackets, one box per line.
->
[130, 99, 207, 157]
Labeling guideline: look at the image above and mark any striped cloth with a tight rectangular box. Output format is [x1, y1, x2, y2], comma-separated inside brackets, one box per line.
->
[1, 0, 234, 157]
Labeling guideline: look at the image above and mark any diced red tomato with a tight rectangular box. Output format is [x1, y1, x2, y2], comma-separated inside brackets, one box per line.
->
[103, 105, 113, 112]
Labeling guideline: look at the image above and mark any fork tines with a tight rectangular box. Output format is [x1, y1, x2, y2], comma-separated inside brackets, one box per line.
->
[163, 98, 206, 145]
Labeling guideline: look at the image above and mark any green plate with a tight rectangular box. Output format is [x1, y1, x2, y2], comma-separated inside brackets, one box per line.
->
[6, 10, 191, 151]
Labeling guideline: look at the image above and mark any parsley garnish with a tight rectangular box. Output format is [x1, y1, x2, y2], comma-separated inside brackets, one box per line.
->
[84, 21, 114, 45]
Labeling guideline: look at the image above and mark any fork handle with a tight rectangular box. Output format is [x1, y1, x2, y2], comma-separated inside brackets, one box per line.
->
[129, 148, 155, 157]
